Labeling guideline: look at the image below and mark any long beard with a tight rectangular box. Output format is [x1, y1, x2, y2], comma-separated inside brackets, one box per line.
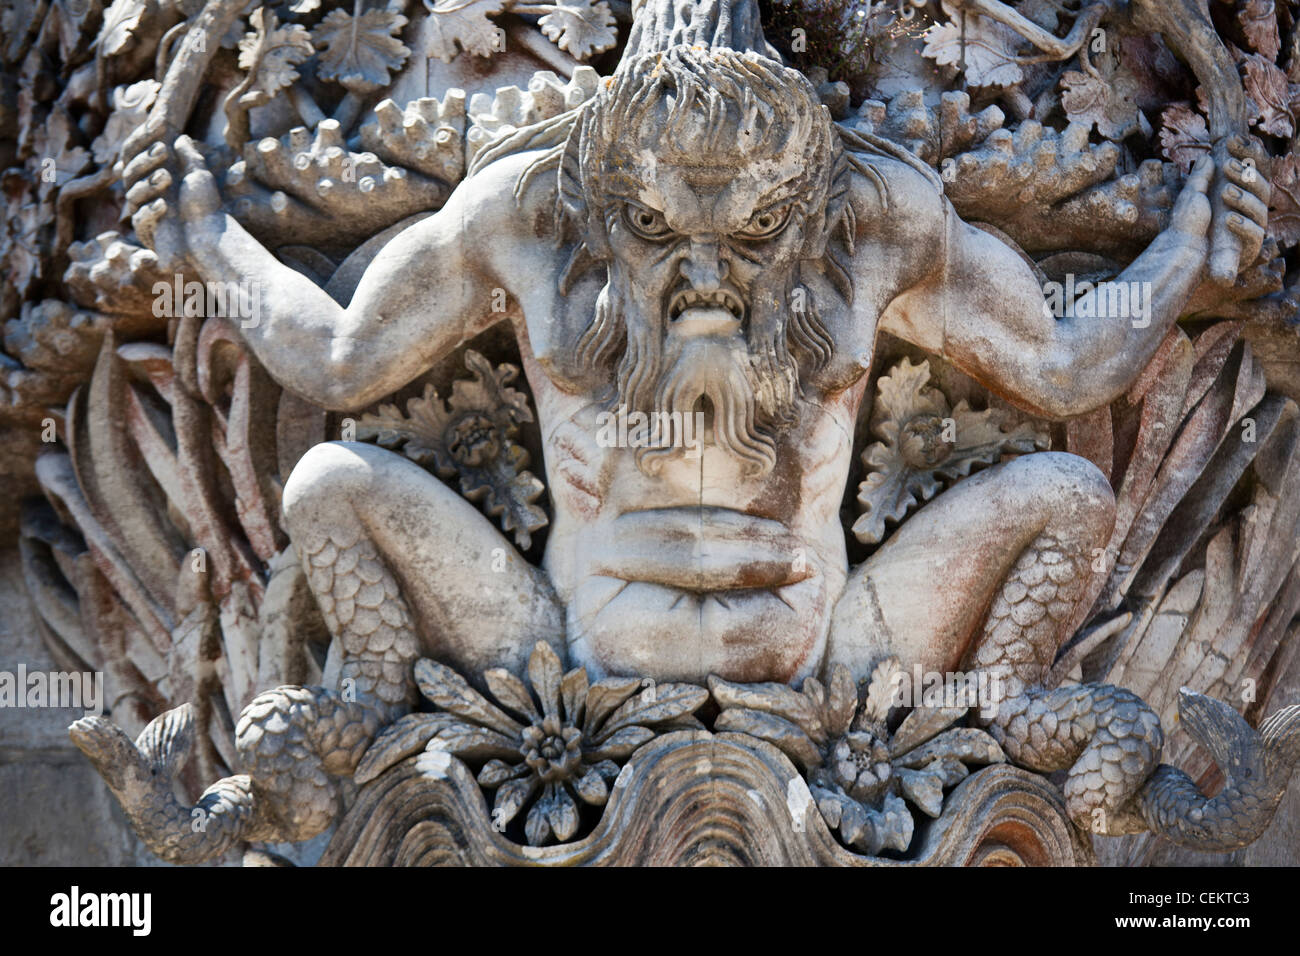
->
[583, 276, 816, 476]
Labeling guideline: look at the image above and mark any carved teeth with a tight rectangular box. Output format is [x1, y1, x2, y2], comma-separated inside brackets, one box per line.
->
[668, 287, 745, 321]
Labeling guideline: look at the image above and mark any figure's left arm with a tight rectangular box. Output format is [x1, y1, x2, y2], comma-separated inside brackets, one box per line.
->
[881, 140, 1268, 420]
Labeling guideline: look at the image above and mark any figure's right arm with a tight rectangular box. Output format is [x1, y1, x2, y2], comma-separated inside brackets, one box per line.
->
[124, 131, 527, 411]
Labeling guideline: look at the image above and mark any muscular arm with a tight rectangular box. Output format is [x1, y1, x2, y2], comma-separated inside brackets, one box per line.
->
[130, 137, 549, 410]
[879, 153, 1267, 419]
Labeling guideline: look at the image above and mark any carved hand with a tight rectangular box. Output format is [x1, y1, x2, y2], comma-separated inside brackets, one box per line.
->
[122, 124, 224, 271]
[1166, 138, 1270, 275]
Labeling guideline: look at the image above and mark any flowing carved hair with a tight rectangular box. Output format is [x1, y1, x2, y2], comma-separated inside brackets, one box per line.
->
[466, 45, 942, 385]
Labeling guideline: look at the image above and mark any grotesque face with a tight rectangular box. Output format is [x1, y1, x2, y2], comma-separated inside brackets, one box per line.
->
[571, 47, 841, 476]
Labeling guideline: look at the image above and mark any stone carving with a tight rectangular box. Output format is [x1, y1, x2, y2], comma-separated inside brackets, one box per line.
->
[4, 0, 1300, 866]
[852, 357, 1048, 545]
[713, 658, 1007, 855]
[356, 350, 548, 549]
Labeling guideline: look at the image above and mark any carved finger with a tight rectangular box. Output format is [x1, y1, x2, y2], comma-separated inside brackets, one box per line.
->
[122, 142, 169, 191]
[1222, 184, 1269, 230]
[173, 134, 208, 173]
[125, 168, 172, 213]
[1184, 154, 1214, 194]
[1225, 157, 1271, 204]
[132, 197, 168, 250]
[1169, 155, 1214, 230]
[1225, 212, 1265, 249]
[120, 120, 166, 173]
[1227, 133, 1268, 167]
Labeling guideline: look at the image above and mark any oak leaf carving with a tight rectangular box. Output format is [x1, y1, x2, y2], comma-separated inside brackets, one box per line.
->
[538, 0, 617, 61]
[314, 8, 411, 94]
[424, 0, 504, 62]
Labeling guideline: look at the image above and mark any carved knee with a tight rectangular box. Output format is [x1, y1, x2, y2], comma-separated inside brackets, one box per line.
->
[998, 452, 1115, 548]
[282, 441, 383, 535]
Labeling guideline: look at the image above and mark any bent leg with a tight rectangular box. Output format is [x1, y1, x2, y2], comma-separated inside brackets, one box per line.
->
[282, 441, 563, 690]
[826, 451, 1115, 684]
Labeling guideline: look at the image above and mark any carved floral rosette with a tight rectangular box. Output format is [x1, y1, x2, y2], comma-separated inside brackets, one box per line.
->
[4, 0, 1300, 868]
[325, 734, 1091, 867]
[316, 641, 1091, 866]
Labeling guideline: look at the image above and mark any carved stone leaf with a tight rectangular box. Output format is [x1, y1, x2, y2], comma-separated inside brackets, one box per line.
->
[1060, 50, 1142, 140]
[1239, 0, 1280, 61]
[861, 657, 903, 724]
[581, 677, 644, 734]
[853, 358, 1045, 545]
[594, 681, 708, 739]
[493, 776, 535, 825]
[2, 193, 46, 301]
[484, 667, 539, 720]
[98, 0, 146, 58]
[706, 675, 824, 741]
[896, 766, 945, 817]
[477, 757, 523, 787]
[561, 667, 588, 725]
[825, 665, 858, 736]
[414, 657, 523, 736]
[871, 357, 946, 434]
[27, 108, 90, 209]
[713, 708, 823, 768]
[538, 0, 617, 61]
[355, 386, 451, 469]
[478, 453, 547, 550]
[1268, 151, 1300, 246]
[1159, 104, 1211, 173]
[424, 0, 504, 62]
[527, 639, 562, 718]
[239, 8, 315, 103]
[459, 349, 533, 425]
[893, 727, 1007, 769]
[922, 2, 1024, 89]
[853, 443, 941, 545]
[428, 721, 521, 759]
[585, 724, 654, 760]
[314, 9, 411, 94]
[888, 707, 969, 757]
[935, 400, 1047, 481]
[92, 80, 160, 165]
[1242, 51, 1296, 137]
[525, 791, 553, 844]
[546, 784, 580, 840]
[573, 766, 607, 804]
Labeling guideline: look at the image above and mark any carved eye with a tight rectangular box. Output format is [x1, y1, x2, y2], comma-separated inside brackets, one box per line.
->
[737, 205, 793, 241]
[623, 202, 672, 240]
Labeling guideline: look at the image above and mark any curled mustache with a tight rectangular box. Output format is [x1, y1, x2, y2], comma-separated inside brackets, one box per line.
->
[576, 265, 831, 476]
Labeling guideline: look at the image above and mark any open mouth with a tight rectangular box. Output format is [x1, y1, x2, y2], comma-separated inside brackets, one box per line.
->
[668, 286, 746, 322]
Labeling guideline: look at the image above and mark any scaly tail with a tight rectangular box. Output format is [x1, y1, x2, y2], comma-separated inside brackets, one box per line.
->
[70, 704, 268, 862]
[70, 531, 421, 863]
[979, 684, 1164, 834]
[71, 689, 384, 863]
[970, 529, 1300, 846]
[970, 529, 1162, 831]
[1135, 689, 1300, 850]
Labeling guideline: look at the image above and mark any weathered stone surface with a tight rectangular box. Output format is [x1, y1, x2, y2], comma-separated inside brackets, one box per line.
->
[3, 0, 1298, 865]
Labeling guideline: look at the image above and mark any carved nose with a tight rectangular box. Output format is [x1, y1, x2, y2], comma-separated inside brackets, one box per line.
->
[680, 241, 728, 291]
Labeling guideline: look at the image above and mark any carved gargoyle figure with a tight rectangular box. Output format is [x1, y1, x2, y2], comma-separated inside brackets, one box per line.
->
[69, 0, 1300, 862]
